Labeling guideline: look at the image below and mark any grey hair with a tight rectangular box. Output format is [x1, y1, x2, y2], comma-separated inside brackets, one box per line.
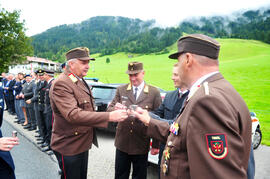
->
[66, 58, 78, 70]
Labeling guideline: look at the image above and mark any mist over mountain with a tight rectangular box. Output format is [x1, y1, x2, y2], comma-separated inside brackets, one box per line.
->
[31, 7, 270, 62]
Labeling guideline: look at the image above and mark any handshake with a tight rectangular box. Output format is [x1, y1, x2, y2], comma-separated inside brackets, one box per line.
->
[108, 103, 151, 126]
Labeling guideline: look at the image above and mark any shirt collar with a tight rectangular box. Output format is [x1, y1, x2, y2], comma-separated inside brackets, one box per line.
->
[48, 78, 54, 84]
[188, 71, 219, 100]
[178, 88, 189, 94]
[133, 81, 145, 91]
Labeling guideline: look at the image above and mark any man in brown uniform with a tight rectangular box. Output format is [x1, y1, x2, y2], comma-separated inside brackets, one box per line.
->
[50, 47, 128, 179]
[134, 34, 252, 179]
[107, 61, 162, 179]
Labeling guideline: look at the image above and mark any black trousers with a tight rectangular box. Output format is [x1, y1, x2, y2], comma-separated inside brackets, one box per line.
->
[115, 149, 148, 179]
[38, 109, 47, 139]
[44, 111, 52, 144]
[54, 150, 89, 179]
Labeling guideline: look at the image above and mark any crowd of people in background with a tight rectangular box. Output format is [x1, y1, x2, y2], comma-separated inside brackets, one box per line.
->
[1, 68, 57, 155]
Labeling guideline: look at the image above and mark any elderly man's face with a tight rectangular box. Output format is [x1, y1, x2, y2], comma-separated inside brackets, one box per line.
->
[69, 59, 90, 78]
[25, 76, 32, 83]
[177, 54, 190, 89]
[129, 71, 144, 87]
[171, 66, 180, 88]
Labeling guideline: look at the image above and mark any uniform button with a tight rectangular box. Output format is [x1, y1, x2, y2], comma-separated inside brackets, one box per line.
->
[168, 141, 172, 147]
[75, 132, 78, 135]
[130, 130, 133, 133]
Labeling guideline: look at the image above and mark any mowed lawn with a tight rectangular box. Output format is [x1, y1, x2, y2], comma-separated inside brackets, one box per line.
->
[88, 38, 270, 145]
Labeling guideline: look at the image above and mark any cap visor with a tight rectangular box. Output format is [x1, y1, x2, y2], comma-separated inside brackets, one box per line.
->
[168, 52, 180, 59]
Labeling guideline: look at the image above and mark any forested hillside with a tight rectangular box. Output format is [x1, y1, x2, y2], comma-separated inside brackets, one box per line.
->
[31, 7, 270, 62]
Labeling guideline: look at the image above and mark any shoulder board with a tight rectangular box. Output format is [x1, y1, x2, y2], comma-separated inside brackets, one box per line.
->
[203, 82, 209, 95]
[127, 83, 132, 90]
[68, 73, 78, 83]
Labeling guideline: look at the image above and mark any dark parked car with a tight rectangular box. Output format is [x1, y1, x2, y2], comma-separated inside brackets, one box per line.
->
[89, 83, 122, 132]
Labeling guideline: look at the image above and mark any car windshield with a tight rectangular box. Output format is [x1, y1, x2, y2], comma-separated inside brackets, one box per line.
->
[250, 112, 256, 117]
[91, 86, 116, 100]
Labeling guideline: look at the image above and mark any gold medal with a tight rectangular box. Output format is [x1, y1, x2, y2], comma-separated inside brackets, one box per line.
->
[163, 148, 170, 160]
[162, 163, 168, 175]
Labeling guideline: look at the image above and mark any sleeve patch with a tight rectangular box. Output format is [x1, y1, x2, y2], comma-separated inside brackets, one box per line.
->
[206, 133, 228, 160]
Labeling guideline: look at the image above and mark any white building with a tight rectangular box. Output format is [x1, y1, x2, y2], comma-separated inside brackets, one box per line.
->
[8, 56, 60, 75]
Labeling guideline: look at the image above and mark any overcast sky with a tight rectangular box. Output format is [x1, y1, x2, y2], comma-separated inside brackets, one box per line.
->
[1, 0, 270, 36]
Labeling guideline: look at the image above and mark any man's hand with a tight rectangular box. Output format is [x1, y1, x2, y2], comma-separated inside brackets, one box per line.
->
[109, 109, 128, 122]
[0, 137, 19, 151]
[150, 148, 160, 155]
[133, 107, 151, 126]
[26, 99, 31, 104]
[114, 102, 127, 110]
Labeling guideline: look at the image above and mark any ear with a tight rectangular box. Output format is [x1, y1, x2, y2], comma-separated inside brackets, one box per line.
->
[185, 53, 194, 68]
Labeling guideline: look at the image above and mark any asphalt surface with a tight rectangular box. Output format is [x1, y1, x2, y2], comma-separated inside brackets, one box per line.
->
[1, 119, 59, 179]
[2, 111, 270, 179]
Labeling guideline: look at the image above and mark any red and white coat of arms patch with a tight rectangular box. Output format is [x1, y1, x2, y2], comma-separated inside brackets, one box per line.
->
[206, 133, 228, 160]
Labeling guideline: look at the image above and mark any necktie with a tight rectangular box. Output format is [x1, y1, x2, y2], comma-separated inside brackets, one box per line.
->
[134, 87, 138, 100]
[179, 92, 183, 99]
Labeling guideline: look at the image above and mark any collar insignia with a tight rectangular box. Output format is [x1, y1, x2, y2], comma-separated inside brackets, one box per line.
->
[143, 85, 149, 93]
[68, 73, 78, 83]
[187, 84, 201, 101]
[127, 84, 132, 90]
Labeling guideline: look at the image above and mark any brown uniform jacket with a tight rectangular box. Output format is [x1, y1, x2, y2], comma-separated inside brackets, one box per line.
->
[148, 73, 252, 179]
[108, 83, 162, 155]
[50, 70, 109, 156]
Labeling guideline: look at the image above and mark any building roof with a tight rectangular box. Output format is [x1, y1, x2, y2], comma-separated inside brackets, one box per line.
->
[26, 56, 59, 65]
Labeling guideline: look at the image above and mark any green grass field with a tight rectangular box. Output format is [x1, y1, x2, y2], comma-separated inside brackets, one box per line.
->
[88, 38, 270, 145]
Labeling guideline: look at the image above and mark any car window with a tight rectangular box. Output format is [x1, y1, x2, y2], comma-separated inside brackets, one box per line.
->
[91, 86, 116, 100]
[250, 112, 256, 117]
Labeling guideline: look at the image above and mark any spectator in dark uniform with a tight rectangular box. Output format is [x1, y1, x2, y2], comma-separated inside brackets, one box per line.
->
[22, 74, 37, 131]
[27, 70, 42, 135]
[40, 69, 55, 155]
[33, 70, 48, 146]
[149, 63, 189, 179]
[0, 84, 19, 179]
[61, 62, 66, 71]
[1, 73, 8, 111]
[4, 74, 16, 115]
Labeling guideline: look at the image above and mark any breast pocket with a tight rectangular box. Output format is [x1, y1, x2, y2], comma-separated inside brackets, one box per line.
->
[142, 103, 153, 111]
[77, 97, 92, 110]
